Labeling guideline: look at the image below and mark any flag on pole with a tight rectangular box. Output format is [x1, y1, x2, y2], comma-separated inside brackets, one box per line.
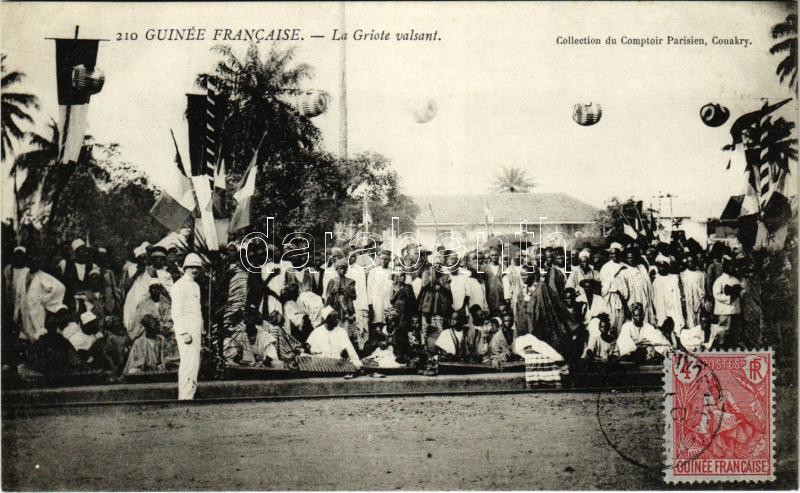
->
[483, 196, 493, 227]
[185, 86, 223, 250]
[230, 154, 258, 232]
[54, 37, 105, 164]
[149, 134, 196, 231]
[623, 223, 639, 240]
[212, 157, 226, 216]
[362, 194, 373, 232]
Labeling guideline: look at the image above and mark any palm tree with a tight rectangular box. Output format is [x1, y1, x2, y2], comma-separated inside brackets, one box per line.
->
[1, 54, 40, 161]
[493, 166, 536, 193]
[770, 14, 797, 93]
[10, 119, 59, 203]
[197, 43, 320, 182]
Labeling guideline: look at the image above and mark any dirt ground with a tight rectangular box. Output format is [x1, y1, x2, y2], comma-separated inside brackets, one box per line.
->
[3, 388, 797, 491]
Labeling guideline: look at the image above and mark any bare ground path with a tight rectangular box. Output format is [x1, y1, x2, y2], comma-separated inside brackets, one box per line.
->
[3, 389, 797, 490]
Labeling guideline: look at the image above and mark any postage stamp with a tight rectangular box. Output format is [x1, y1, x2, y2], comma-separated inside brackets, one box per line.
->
[663, 350, 775, 483]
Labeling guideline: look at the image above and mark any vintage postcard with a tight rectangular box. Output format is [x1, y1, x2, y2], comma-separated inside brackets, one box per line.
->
[0, 1, 797, 491]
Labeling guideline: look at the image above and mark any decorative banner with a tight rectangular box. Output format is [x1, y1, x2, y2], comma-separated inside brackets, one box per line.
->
[699, 102, 730, 127]
[573, 102, 602, 126]
[54, 38, 104, 164]
[186, 93, 209, 177]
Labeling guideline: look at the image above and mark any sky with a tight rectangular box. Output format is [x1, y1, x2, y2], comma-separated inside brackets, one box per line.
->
[1, 1, 797, 221]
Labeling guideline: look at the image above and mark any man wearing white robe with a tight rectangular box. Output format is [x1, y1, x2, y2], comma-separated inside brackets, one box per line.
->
[680, 255, 707, 329]
[306, 306, 362, 369]
[678, 311, 726, 352]
[651, 255, 686, 331]
[617, 302, 672, 358]
[170, 253, 204, 400]
[123, 245, 160, 331]
[622, 249, 656, 324]
[4, 246, 30, 329]
[598, 243, 629, 332]
[711, 256, 742, 335]
[566, 249, 598, 302]
[367, 251, 394, 326]
[21, 258, 66, 343]
[261, 246, 291, 316]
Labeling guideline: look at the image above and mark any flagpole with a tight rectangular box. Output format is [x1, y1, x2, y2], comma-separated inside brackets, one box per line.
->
[429, 203, 439, 235]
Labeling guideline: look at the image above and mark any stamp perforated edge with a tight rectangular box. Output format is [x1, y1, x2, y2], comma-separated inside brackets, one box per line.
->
[662, 348, 776, 484]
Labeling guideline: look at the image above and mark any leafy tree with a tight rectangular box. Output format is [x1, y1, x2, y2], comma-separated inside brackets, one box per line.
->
[196, 43, 320, 185]
[493, 166, 536, 193]
[770, 13, 797, 93]
[197, 43, 417, 240]
[15, 139, 164, 266]
[9, 119, 59, 224]
[1, 53, 40, 161]
[593, 197, 659, 243]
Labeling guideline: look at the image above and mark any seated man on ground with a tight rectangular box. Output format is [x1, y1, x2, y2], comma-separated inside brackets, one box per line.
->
[61, 310, 107, 368]
[223, 306, 280, 367]
[124, 314, 166, 375]
[267, 309, 306, 364]
[485, 313, 521, 368]
[513, 326, 566, 388]
[306, 306, 363, 371]
[678, 310, 725, 352]
[362, 313, 406, 369]
[435, 310, 487, 363]
[617, 302, 672, 363]
[582, 313, 620, 363]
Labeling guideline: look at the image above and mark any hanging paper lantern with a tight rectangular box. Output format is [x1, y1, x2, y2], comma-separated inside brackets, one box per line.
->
[294, 90, 328, 118]
[412, 99, 438, 124]
[700, 102, 730, 127]
[573, 102, 602, 126]
[71, 64, 105, 95]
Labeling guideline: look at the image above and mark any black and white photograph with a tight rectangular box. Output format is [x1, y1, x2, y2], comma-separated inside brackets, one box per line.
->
[0, 1, 797, 490]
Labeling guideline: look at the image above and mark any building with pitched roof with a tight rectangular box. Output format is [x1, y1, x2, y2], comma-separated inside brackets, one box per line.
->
[410, 193, 598, 250]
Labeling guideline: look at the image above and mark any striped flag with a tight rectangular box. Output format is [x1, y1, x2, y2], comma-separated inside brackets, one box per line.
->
[212, 157, 227, 217]
[623, 223, 638, 240]
[149, 132, 195, 230]
[230, 152, 258, 232]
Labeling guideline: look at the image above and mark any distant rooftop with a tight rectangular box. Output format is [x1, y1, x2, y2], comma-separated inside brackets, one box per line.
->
[413, 193, 598, 225]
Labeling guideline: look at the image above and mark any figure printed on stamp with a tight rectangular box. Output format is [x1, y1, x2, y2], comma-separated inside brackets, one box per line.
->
[668, 351, 773, 481]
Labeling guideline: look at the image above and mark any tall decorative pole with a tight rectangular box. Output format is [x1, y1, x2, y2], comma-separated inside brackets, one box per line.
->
[338, 1, 348, 159]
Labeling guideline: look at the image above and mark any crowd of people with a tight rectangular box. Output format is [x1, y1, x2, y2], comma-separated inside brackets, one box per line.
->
[2, 226, 766, 396]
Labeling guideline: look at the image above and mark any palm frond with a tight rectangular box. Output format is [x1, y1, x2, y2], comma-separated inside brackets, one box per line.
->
[769, 37, 796, 55]
[771, 15, 797, 39]
[1, 70, 25, 88]
[2, 91, 40, 110]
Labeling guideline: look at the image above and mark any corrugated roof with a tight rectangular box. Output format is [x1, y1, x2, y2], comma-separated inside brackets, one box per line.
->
[413, 193, 598, 225]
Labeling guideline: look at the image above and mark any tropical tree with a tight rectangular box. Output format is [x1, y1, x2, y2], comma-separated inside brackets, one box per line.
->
[197, 43, 417, 239]
[594, 197, 659, 243]
[770, 13, 797, 93]
[9, 119, 59, 219]
[1, 54, 40, 161]
[196, 43, 320, 183]
[493, 166, 536, 193]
